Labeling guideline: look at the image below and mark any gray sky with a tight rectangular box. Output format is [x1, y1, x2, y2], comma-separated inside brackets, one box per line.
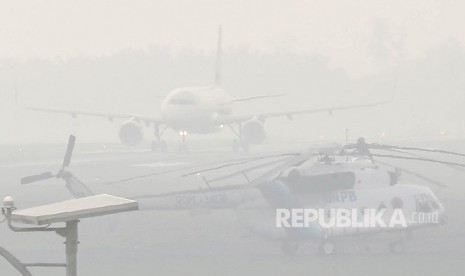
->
[1, 0, 464, 77]
[1, 0, 465, 145]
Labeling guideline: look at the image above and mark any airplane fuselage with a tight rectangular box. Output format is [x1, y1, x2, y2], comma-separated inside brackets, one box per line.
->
[161, 86, 232, 134]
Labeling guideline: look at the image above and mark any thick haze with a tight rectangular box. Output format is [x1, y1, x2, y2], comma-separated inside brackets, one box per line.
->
[2, 3, 465, 274]
[1, 0, 465, 144]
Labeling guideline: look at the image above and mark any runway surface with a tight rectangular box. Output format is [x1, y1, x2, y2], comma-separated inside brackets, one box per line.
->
[1, 140, 465, 275]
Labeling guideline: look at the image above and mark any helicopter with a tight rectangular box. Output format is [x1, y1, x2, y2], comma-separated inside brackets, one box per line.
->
[20, 136, 465, 255]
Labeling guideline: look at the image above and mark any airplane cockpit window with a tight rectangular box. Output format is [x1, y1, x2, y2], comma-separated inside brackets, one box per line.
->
[170, 98, 196, 105]
[169, 91, 196, 105]
[286, 172, 355, 194]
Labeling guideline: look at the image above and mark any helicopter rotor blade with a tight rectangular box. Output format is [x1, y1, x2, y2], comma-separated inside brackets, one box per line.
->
[182, 153, 298, 177]
[101, 152, 298, 185]
[102, 144, 338, 186]
[183, 145, 335, 178]
[62, 135, 76, 169]
[251, 152, 315, 185]
[20, 172, 55, 184]
[344, 152, 465, 168]
[370, 153, 465, 168]
[387, 148, 465, 173]
[375, 160, 447, 188]
[367, 143, 465, 158]
[207, 156, 292, 183]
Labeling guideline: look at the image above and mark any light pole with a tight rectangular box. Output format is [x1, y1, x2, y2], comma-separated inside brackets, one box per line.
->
[1, 194, 138, 276]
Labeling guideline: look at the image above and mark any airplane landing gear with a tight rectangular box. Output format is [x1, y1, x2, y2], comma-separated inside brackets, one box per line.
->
[232, 140, 249, 153]
[178, 130, 189, 153]
[152, 125, 167, 152]
[229, 124, 251, 153]
[151, 140, 167, 152]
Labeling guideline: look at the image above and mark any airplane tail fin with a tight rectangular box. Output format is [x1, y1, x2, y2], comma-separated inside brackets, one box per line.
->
[214, 25, 222, 86]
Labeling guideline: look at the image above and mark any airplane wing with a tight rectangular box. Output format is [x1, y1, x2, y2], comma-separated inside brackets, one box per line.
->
[216, 97, 392, 125]
[232, 94, 285, 102]
[22, 105, 163, 126]
[16, 89, 162, 125]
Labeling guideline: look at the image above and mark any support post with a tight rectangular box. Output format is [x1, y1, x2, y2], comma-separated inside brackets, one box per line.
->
[0, 247, 32, 276]
[65, 220, 79, 276]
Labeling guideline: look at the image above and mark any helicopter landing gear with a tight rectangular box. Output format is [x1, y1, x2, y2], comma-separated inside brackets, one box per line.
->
[388, 241, 404, 254]
[281, 240, 299, 255]
[319, 240, 336, 255]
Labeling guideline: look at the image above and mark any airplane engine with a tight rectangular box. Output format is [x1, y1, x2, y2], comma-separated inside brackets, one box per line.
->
[242, 119, 266, 144]
[119, 120, 143, 146]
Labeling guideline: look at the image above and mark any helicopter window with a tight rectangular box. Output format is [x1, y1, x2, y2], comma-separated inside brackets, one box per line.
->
[416, 201, 432, 213]
[287, 172, 355, 193]
[415, 194, 435, 213]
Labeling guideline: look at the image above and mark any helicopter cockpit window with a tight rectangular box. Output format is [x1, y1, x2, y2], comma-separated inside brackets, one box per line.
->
[415, 194, 434, 213]
[431, 200, 440, 210]
[286, 172, 355, 194]
[417, 201, 432, 213]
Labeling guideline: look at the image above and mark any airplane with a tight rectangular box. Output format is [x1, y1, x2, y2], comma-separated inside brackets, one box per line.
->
[18, 26, 391, 152]
[20, 135, 458, 255]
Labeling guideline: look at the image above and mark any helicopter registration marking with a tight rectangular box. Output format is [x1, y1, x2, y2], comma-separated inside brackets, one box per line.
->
[175, 194, 228, 207]
[325, 190, 357, 204]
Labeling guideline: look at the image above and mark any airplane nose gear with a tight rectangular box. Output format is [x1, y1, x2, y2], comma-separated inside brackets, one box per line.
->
[179, 131, 189, 153]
